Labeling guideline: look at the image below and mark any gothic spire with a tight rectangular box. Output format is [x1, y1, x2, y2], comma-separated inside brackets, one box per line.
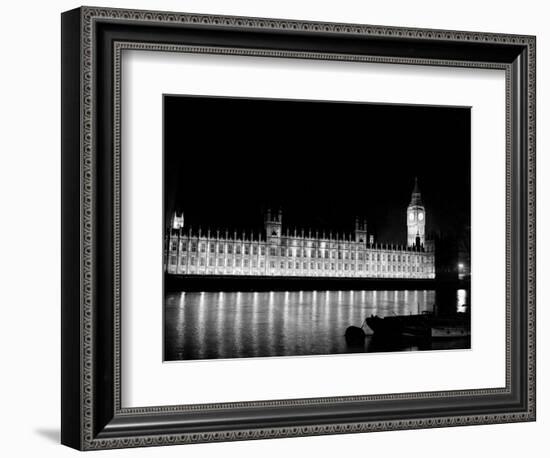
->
[409, 176, 423, 206]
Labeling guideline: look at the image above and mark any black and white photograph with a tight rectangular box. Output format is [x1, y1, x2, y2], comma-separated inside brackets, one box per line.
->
[163, 95, 471, 361]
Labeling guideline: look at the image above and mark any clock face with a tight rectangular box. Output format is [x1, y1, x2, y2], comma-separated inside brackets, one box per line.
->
[418, 212, 424, 221]
[409, 213, 415, 221]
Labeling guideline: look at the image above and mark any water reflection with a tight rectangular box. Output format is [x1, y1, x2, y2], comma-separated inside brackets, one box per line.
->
[164, 289, 469, 361]
[457, 289, 468, 313]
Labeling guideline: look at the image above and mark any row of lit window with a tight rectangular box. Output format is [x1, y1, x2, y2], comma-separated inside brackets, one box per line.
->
[170, 239, 422, 255]
[172, 237, 368, 250]
[171, 242, 267, 256]
[278, 239, 357, 249]
[169, 257, 430, 273]
[266, 248, 426, 263]
[170, 243, 427, 263]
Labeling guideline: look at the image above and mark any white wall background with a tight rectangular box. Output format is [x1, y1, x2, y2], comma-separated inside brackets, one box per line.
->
[0, 0, 546, 456]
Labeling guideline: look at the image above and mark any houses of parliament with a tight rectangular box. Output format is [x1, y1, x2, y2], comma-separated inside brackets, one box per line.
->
[165, 179, 435, 279]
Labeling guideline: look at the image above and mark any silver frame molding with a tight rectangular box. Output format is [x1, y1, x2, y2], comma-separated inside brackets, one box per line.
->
[61, 6, 536, 450]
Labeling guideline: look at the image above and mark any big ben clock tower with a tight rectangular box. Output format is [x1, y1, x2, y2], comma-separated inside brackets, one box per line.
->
[407, 177, 425, 247]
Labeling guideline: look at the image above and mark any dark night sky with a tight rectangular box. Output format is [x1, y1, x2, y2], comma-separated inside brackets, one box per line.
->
[164, 95, 470, 244]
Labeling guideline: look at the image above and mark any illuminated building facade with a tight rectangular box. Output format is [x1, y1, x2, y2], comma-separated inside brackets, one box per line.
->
[165, 181, 435, 279]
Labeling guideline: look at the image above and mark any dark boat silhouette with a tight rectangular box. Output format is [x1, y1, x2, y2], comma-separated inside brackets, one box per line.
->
[345, 319, 368, 345]
[366, 311, 470, 339]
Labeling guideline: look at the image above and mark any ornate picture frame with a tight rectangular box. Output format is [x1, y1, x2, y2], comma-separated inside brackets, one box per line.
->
[61, 6, 536, 450]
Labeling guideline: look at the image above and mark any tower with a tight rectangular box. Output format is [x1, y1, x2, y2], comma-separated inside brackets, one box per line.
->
[407, 177, 425, 247]
[172, 211, 184, 230]
[264, 208, 282, 243]
[354, 217, 368, 243]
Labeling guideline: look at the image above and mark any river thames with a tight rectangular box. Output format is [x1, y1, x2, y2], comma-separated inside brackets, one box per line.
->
[164, 289, 469, 361]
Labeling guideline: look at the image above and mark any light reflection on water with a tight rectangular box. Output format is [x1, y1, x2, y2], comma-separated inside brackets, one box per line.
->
[457, 289, 468, 313]
[164, 289, 469, 361]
